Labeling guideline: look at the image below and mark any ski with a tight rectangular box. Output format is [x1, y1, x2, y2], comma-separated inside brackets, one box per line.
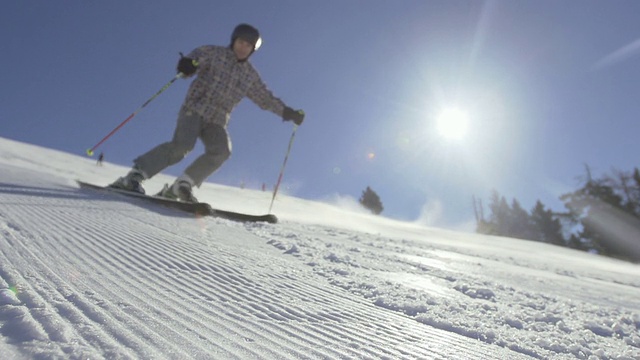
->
[76, 180, 278, 224]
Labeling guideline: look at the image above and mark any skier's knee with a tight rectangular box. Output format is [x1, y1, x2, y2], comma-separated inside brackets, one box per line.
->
[206, 145, 230, 162]
[168, 146, 191, 163]
[211, 152, 230, 165]
[219, 148, 231, 162]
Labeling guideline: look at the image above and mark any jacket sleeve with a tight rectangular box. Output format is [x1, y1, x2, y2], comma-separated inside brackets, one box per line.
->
[245, 71, 286, 117]
[184, 46, 213, 78]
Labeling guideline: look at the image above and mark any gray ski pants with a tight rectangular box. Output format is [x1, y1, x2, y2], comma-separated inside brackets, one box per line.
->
[133, 109, 231, 187]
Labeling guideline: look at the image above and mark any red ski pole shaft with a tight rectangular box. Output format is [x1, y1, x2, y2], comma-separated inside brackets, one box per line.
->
[86, 74, 182, 156]
[269, 125, 298, 213]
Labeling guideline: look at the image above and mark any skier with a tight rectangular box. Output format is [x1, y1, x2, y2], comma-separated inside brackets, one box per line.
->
[110, 24, 304, 202]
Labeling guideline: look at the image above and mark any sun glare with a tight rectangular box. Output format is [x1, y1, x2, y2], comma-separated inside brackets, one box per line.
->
[436, 108, 469, 140]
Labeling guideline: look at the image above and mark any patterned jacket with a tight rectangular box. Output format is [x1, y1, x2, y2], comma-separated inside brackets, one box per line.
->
[180, 45, 286, 127]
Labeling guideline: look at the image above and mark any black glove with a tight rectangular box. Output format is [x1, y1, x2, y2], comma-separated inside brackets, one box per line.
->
[177, 52, 198, 76]
[282, 106, 305, 125]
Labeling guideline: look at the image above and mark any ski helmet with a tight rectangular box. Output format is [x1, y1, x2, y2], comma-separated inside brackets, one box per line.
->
[230, 24, 262, 51]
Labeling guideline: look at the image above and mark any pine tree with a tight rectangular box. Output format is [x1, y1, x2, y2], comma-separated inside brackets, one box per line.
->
[560, 167, 635, 259]
[508, 199, 536, 240]
[530, 201, 565, 246]
[483, 191, 514, 236]
[609, 167, 640, 217]
[359, 186, 384, 215]
[632, 168, 640, 216]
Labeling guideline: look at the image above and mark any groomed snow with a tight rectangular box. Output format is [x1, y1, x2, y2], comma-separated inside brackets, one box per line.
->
[0, 137, 639, 359]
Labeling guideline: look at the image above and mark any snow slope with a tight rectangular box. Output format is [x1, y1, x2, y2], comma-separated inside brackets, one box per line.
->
[0, 137, 639, 359]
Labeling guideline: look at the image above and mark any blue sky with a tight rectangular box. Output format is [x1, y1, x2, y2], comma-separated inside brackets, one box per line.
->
[3, 1, 640, 230]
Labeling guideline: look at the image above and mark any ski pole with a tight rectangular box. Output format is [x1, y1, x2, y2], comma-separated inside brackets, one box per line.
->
[86, 73, 183, 156]
[268, 124, 299, 213]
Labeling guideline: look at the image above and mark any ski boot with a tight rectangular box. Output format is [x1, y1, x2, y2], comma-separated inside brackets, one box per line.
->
[109, 167, 146, 194]
[158, 175, 198, 203]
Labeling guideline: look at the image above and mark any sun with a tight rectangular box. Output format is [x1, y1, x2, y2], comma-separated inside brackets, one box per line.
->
[436, 108, 469, 140]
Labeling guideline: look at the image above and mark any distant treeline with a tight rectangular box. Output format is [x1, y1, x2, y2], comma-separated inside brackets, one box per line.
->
[475, 166, 640, 263]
